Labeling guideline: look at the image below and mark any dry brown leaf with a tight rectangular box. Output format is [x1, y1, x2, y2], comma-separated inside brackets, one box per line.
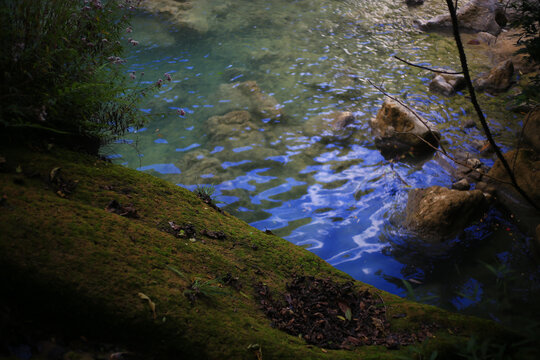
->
[138, 292, 156, 319]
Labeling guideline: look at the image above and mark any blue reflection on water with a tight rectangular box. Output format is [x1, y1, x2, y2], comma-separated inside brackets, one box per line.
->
[137, 163, 181, 174]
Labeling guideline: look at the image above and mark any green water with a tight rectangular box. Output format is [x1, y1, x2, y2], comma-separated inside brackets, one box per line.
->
[105, 0, 539, 327]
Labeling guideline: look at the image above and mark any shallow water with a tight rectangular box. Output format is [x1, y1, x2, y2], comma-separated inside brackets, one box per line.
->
[106, 0, 539, 325]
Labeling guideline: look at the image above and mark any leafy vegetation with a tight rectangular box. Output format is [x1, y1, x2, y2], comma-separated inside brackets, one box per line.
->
[0, 0, 151, 152]
[509, 0, 540, 103]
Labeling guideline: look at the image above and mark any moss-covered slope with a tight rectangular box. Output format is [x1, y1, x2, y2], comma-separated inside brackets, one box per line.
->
[0, 146, 515, 359]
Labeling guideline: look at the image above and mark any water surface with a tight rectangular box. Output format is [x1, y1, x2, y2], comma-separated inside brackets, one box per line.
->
[105, 0, 539, 326]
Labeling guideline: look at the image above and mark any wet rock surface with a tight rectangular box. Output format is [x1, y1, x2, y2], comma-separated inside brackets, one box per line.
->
[429, 73, 466, 96]
[405, 186, 488, 241]
[487, 149, 540, 204]
[369, 98, 440, 157]
[416, 0, 503, 36]
[474, 59, 514, 93]
[523, 108, 540, 153]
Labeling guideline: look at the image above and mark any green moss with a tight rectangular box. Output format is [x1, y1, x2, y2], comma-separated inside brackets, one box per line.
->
[0, 145, 521, 359]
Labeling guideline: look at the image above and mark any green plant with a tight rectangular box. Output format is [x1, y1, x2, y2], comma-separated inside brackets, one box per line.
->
[0, 0, 153, 151]
[183, 277, 230, 302]
[508, 0, 540, 104]
[194, 184, 218, 203]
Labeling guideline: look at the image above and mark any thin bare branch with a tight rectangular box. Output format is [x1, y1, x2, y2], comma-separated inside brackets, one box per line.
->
[445, 0, 539, 211]
[393, 56, 463, 75]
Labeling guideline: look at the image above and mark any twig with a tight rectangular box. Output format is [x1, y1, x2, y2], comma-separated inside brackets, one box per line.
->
[375, 292, 388, 321]
[393, 56, 463, 74]
[445, 0, 539, 211]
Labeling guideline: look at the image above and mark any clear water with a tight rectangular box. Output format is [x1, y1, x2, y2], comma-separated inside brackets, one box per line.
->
[105, 0, 540, 326]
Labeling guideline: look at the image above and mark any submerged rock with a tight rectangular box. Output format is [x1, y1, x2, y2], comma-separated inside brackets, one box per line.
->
[142, 0, 209, 34]
[216, 81, 283, 121]
[473, 59, 514, 93]
[369, 98, 441, 157]
[416, 0, 503, 36]
[206, 110, 265, 143]
[304, 111, 356, 137]
[405, 186, 488, 241]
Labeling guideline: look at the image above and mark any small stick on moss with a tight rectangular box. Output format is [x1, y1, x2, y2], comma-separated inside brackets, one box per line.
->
[375, 292, 388, 321]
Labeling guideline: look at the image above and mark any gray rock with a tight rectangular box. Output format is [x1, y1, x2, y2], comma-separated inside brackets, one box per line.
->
[452, 178, 471, 190]
[405, 186, 488, 241]
[429, 73, 466, 96]
[474, 59, 514, 93]
[369, 98, 441, 157]
[476, 31, 497, 45]
[416, 0, 503, 36]
[429, 75, 455, 96]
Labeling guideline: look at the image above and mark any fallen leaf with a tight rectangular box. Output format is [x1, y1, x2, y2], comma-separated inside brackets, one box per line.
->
[49, 167, 61, 182]
[137, 292, 156, 319]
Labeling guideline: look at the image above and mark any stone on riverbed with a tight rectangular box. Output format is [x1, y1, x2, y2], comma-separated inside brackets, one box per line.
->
[142, 0, 209, 34]
[523, 108, 540, 153]
[429, 73, 466, 96]
[304, 111, 356, 137]
[473, 59, 514, 93]
[369, 98, 441, 158]
[405, 186, 488, 241]
[206, 110, 262, 142]
[216, 81, 283, 121]
[415, 0, 504, 36]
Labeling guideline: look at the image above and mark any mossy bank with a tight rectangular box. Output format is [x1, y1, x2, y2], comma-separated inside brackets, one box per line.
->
[0, 144, 528, 359]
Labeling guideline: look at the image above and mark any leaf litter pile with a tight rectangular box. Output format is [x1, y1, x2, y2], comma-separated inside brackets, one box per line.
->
[257, 276, 437, 350]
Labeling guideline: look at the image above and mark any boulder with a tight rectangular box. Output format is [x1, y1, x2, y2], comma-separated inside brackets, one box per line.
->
[474, 59, 514, 93]
[523, 108, 540, 153]
[216, 81, 283, 121]
[416, 0, 503, 36]
[369, 98, 441, 157]
[487, 149, 540, 205]
[405, 186, 488, 241]
[429, 73, 466, 96]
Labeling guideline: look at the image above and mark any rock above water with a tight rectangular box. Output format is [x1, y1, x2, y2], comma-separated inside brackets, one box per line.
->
[523, 108, 540, 153]
[369, 98, 441, 157]
[474, 59, 514, 93]
[429, 73, 466, 96]
[416, 0, 503, 36]
[405, 186, 488, 241]
[487, 149, 540, 205]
